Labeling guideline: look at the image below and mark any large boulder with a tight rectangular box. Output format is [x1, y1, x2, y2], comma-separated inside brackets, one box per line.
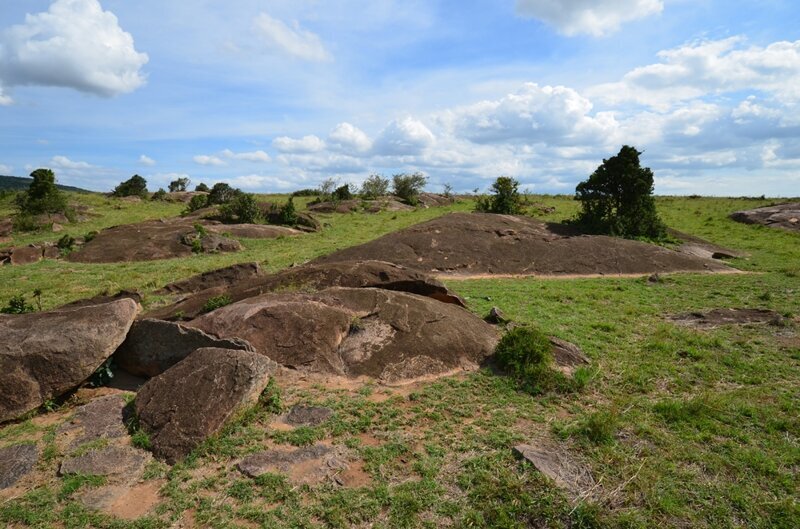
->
[115, 318, 254, 377]
[0, 299, 139, 423]
[186, 287, 499, 383]
[730, 202, 800, 231]
[157, 262, 263, 295]
[146, 260, 465, 321]
[135, 348, 275, 463]
[313, 212, 734, 277]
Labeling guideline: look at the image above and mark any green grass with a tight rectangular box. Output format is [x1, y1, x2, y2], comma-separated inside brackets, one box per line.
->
[0, 193, 798, 527]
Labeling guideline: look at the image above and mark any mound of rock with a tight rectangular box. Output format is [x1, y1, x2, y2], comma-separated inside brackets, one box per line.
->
[417, 193, 455, 208]
[0, 299, 138, 423]
[185, 287, 498, 383]
[157, 262, 263, 295]
[669, 229, 743, 260]
[314, 213, 734, 277]
[205, 224, 301, 239]
[0, 243, 60, 266]
[145, 260, 465, 321]
[730, 202, 800, 231]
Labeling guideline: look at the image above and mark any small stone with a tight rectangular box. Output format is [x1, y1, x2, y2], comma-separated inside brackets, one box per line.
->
[285, 405, 334, 427]
[0, 444, 39, 489]
[484, 306, 508, 324]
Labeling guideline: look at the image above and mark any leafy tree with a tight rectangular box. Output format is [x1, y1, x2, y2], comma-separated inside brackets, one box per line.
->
[219, 193, 261, 223]
[475, 176, 525, 214]
[392, 172, 427, 205]
[574, 145, 667, 239]
[184, 194, 208, 213]
[168, 177, 190, 192]
[15, 168, 67, 216]
[332, 184, 353, 202]
[112, 174, 148, 198]
[207, 182, 239, 205]
[279, 196, 298, 225]
[360, 174, 390, 199]
[317, 178, 337, 202]
[195, 182, 210, 192]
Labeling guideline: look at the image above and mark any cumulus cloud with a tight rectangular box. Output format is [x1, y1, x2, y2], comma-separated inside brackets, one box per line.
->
[139, 154, 156, 166]
[373, 117, 436, 155]
[273, 135, 326, 153]
[193, 155, 226, 166]
[221, 149, 271, 163]
[590, 38, 800, 108]
[0, 0, 148, 98]
[229, 174, 296, 190]
[0, 87, 12, 106]
[0, 164, 12, 174]
[515, 0, 663, 37]
[50, 155, 94, 170]
[253, 13, 331, 62]
[327, 123, 372, 154]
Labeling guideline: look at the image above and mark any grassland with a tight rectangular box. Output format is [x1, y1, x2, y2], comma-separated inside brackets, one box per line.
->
[0, 192, 798, 528]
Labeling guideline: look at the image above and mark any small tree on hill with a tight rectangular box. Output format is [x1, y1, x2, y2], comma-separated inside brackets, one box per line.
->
[219, 193, 261, 223]
[113, 175, 148, 198]
[475, 176, 525, 214]
[392, 172, 427, 205]
[195, 182, 209, 192]
[15, 168, 67, 216]
[169, 177, 190, 192]
[361, 174, 390, 199]
[207, 182, 239, 205]
[574, 145, 666, 239]
[279, 196, 298, 226]
[332, 184, 353, 202]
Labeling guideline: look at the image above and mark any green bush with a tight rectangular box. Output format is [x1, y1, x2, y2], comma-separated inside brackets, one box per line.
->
[291, 188, 319, 197]
[574, 145, 667, 239]
[202, 294, 232, 313]
[184, 193, 209, 214]
[392, 172, 427, 205]
[168, 177, 190, 192]
[14, 168, 67, 220]
[332, 184, 353, 202]
[195, 182, 210, 192]
[475, 176, 525, 214]
[151, 188, 168, 201]
[1, 294, 35, 314]
[56, 234, 76, 255]
[494, 326, 568, 395]
[207, 182, 240, 205]
[219, 193, 261, 223]
[84, 230, 98, 242]
[361, 174, 390, 199]
[278, 197, 298, 226]
[112, 174, 148, 198]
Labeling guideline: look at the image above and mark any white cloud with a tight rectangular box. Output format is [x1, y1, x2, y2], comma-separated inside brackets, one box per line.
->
[229, 174, 296, 190]
[0, 0, 148, 98]
[139, 154, 156, 166]
[0, 164, 12, 174]
[253, 13, 331, 62]
[193, 155, 226, 166]
[0, 86, 12, 105]
[373, 117, 436, 155]
[221, 149, 271, 163]
[273, 135, 326, 153]
[327, 123, 372, 154]
[515, 0, 663, 37]
[50, 155, 94, 170]
[590, 38, 800, 108]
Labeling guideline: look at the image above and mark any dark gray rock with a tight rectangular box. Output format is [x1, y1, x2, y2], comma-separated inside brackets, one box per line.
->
[238, 444, 351, 485]
[60, 445, 150, 477]
[485, 307, 508, 324]
[549, 337, 590, 374]
[135, 348, 275, 463]
[56, 394, 128, 451]
[285, 405, 334, 427]
[115, 318, 254, 377]
[0, 444, 39, 489]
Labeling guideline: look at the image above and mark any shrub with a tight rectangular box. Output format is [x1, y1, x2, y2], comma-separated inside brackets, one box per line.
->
[112, 174, 148, 198]
[15, 168, 67, 218]
[278, 197, 298, 226]
[168, 177, 190, 192]
[195, 182, 209, 192]
[12, 214, 40, 232]
[184, 194, 209, 214]
[84, 230, 98, 242]
[332, 184, 353, 202]
[317, 178, 337, 202]
[576, 411, 618, 445]
[56, 234, 76, 254]
[361, 174, 390, 199]
[392, 172, 427, 205]
[207, 182, 240, 205]
[202, 294, 232, 313]
[151, 188, 167, 201]
[574, 145, 667, 239]
[1, 294, 35, 314]
[291, 188, 320, 197]
[475, 176, 525, 214]
[494, 326, 568, 395]
[219, 193, 261, 223]
[442, 183, 454, 198]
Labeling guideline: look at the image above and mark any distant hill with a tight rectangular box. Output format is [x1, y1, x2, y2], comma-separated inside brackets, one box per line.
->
[0, 175, 94, 194]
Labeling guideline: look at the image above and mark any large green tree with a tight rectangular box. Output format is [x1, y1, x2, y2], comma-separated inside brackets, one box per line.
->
[15, 168, 67, 216]
[112, 174, 149, 198]
[574, 146, 666, 239]
[475, 176, 525, 214]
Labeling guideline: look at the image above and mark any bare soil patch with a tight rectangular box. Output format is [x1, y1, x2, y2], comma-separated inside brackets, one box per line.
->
[670, 308, 788, 328]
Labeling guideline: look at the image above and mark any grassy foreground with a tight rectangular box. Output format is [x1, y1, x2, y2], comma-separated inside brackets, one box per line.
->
[0, 194, 798, 528]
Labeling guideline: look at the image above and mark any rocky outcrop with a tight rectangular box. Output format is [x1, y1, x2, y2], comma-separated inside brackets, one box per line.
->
[730, 202, 800, 231]
[55, 394, 129, 451]
[115, 318, 254, 377]
[186, 287, 499, 383]
[157, 262, 263, 295]
[60, 445, 151, 477]
[0, 299, 139, 423]
[134, 348, 275, 463]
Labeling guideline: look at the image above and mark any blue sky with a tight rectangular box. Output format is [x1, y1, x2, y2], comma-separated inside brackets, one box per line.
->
[1, 0, 799, 196]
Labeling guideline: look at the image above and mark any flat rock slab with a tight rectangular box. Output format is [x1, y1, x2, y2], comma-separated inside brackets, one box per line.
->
[730, 202, 800, 231]
[186, 287, 499, 383]
[206, 224, 301, 239]
[671, 308, 787, 328]
[60, 445, 151, 477]
[549, 337, 590, 375]
[669, 229, 744, 260]
[313, 212, 733, 276]
[157, 262, 263, 295]
[238, 444, 351, 485]
[285, 405, 334, 427]
[56, 394, 128, 451]
[0, 299, 139, 423]
[146, 260, 465, 322]
[135, 347, 275, 463]
[0, 444, 39, 489]
[514, 443, 595, 498]
[115, 318, 254, 377]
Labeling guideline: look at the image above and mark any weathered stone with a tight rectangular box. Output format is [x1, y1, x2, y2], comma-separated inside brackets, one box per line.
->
[57, 290, 142, 310]
[206, 224, 301, 239]
[157, 262, 262, 295]
[115, 318, 254, 377]
[0, 299, 139, 423]
[199, 234, 242, 253]
[0, 444, 39, 489]
[485, 307, 508, 324]
[187, 287, 499, 383]
[514, 443, 595, 497]
[285, 405, 334, 427]
[10, 245, 42, 265]
[56, 394, 128, 451]
[238, 444, 351, 485]
[549, 337, 590, 375]
[731, 202, 800, 232]
[60, 445, 151, 477]
[135, 348, 275, 463]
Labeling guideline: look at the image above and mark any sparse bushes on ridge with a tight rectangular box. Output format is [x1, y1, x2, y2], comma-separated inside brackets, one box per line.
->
[475, 176, 525, 214]
[291, 188, 319, 197]
[151, 188, 168, 201]
[168, 177, 190, 192]
[112, 174, 149, 198]
[574, 145, 667, 240]
[392, 172, 427, 205]
[361, 174, 390, 199]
